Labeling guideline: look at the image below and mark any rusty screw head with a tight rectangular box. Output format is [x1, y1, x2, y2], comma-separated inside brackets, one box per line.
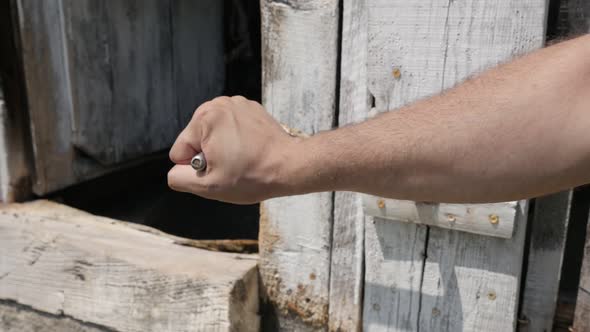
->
[377, 199, 386, 209]
[487, 291, 496, 301]
[489, 214, 499, 225]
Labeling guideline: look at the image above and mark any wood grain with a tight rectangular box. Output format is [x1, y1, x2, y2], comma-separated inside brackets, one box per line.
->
[17, 0, 77, 194]
[0, 98, 31, 203]
[0, 200, 259, 332]
[259, 0, 340, 330]
[363, 0, 547, 330]
[363, 1, 446, 329]
[64, 0, 176, 165]
[520, 191, 572, 332]
[574, 206, 590, 332]
[329, 0, 370, 330]
[0, 301, 105, 332]
[364, 197, 517, 238]
[0, 0, 32, 203]
[415, 0, 547, 328]
[16, 0, 223, 194]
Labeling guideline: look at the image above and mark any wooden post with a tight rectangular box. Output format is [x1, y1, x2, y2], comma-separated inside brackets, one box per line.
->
[259, 0, 340, 329]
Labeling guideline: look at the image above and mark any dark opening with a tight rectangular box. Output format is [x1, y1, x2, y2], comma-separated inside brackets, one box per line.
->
[45, 0, 262, 243]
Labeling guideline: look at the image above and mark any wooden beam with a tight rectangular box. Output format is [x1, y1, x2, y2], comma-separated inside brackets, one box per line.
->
[363, 197, 517, 238]
[0, 200, 259, 332]
[259, 0, 340, 329]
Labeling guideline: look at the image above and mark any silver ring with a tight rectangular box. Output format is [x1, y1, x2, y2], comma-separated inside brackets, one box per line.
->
[191, 152, 207, 171]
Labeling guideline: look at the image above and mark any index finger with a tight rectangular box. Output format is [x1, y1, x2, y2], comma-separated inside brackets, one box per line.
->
[169, 110, 204, 164]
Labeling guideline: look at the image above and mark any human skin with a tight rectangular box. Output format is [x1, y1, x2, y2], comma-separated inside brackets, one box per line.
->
[168, 34, 590, 204]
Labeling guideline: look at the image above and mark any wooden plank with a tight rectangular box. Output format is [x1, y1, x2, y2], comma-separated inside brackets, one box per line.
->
[0, 200, 260, 332]
[364, 197, 517, 238]
[171, 0, 225, 128]
[419, 202, 529, 332]
[574, 212, 590, 331]
[571, 4, 590, 330]
[329, 0, 370, 329]
[519, 191, 572, 331]
[16, 0, 76, 194]
[363, 0, 449, 329]
[16, 0, 224, 193]
[364, 0, 547, 331]
[414, 0, 547, 330]
[364, 220, 427, 331]
[0, 0, 32, 203]
[64, 0, 224, 166]
[64, 0, 176, 165]
[259, 0, 340, 330]
[0, 98, 31, 203]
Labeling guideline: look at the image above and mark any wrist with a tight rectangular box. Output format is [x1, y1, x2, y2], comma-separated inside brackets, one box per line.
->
[268, 135, 310, 198]
[270, 129, 347, 199]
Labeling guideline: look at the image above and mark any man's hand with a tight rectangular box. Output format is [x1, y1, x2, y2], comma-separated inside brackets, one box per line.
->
[168, 96, 296, 204]
[170, 36, 590, 204]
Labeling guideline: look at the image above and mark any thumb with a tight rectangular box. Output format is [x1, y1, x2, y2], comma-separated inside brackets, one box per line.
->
[167, 164, 210, 196]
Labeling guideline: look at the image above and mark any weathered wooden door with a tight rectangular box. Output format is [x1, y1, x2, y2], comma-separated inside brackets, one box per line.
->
[15, 0, 224, 195]
[338, 0, 555, 331]
[260, 0, 574, 331]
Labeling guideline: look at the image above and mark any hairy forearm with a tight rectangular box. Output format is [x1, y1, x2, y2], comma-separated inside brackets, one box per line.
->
[282, 35, 590, 203]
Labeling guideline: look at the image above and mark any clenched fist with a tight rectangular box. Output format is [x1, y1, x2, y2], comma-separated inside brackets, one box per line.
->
[168, 96, 298, 204]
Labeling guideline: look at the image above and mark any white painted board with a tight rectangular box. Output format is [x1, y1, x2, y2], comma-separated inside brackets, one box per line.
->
[259, 0, 340, 330]
[329, 0, 371, 330]
[363, 0, 548, 331]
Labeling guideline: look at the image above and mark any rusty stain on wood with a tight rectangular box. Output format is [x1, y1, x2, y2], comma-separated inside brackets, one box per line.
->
[392, 67, 401, 79]
[259, 200, 330, 327]
[173, 239, 258, 254]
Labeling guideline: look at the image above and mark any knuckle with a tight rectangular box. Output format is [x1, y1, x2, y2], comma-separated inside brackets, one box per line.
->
[168, 149, 177, 163]
[194, 105, 214, 122]
[212, 96, 231, 105]
[231, 95, 247, 102]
